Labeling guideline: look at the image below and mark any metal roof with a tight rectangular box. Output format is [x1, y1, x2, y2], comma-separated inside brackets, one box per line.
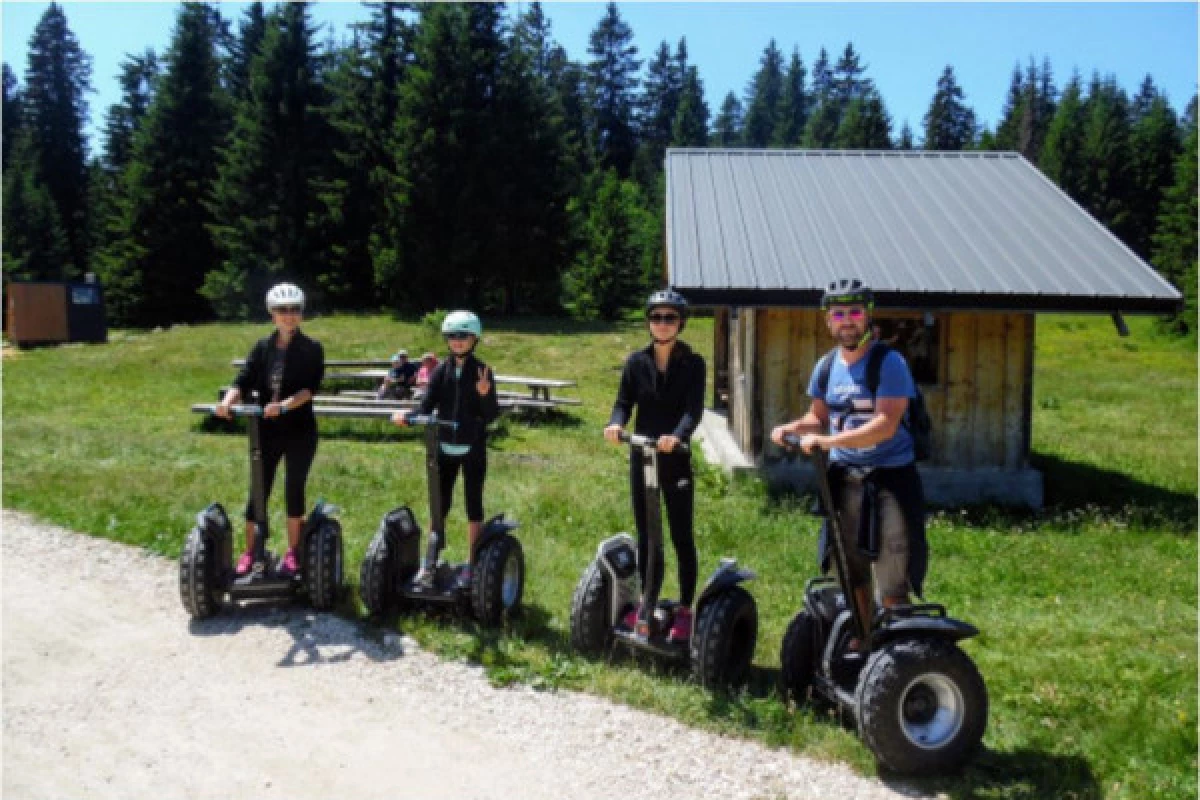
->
[665, 149, 1183, 312]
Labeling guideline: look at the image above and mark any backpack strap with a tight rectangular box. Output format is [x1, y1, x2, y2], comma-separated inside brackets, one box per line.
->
[815, 347, 838, 398]
[865, 343, 891, 397]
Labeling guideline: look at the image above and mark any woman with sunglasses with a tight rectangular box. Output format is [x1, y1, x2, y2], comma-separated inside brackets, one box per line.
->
[216, 283, 325, 577]
[394, 310, 499, 588]
[770, 279, 927, 642]
[603, 289, 705, 643]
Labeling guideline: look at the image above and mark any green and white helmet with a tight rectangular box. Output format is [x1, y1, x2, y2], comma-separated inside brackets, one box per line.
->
[441, 310, 482, 338]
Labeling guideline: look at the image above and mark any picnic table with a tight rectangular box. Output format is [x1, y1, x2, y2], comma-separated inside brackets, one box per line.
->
[230, 357, 578, 405]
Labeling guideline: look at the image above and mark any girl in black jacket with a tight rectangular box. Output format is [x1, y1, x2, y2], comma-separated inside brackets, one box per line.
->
[216, 283, 324, 577]
[604, 290, 705, 642]
[393, 310, 499, 587]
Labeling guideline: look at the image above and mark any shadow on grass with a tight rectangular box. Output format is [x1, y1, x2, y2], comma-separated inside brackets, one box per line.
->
[885, 747, 1100, 800]
[759, 452, 1197, 534]
[187, 594, 404, 667]
[1033, 452, 1197, 531]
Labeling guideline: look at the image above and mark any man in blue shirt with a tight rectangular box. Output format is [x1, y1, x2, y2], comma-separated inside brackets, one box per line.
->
[771, 279, 928, 634]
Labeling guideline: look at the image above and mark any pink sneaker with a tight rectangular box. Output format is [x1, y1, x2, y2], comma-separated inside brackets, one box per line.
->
[668, 607, 693, 642]
[277, 548, 300, 577]
[235, 551, 254, 576]
[622, 603, 642, 629]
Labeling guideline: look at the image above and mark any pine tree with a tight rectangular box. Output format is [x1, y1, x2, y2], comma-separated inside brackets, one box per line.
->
[672, 65, 709, 147]
[633, 40, 682, 187]
[802, 47, 842, 148]
[1040, 72, 1087, 201]
[565, 169, 652, 319]
[1, 133, 71, 281]
[741, 39, 784, 147]
[713, 91, 743, 146]
[22, 2, 92, 276]
[585, 2, 640, 177]
[922, 65, 976, 150]
[834, 90, 891, 149]
[1079, 73, 1134, 242]
[994, 64, 1024, 151]
[101, 50, 159, 175]
[2, 64, 23, 171]
[771, 48, 807, 147]
[491, 1, 574, 312]
[1152, 106, 1197, 334]
[897, 121, 914, 150]
[833, 42, 872, 105]
[100, 2, 230, 325]
[1127, 75, 1181, 258]
[226, 2, 266, 105]
[206, 2, 331, 318]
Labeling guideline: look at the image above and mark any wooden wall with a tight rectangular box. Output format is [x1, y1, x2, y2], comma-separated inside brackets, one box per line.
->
[724, 307, 1035, 469]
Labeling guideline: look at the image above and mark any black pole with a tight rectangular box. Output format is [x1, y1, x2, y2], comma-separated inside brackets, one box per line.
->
[247, 410, 269, 563]
[423, 416, 444, 570]
[636, 440, 662, 632]
[810, 447, 871, 644]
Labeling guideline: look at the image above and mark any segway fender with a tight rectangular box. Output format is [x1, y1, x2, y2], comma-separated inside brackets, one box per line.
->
[873, 616, 979, 647]
[595, 533, 640, 627]
[475, 513, 520, 555]
[379, 506, 422, 580]
[196, 502, 233, 576]
[695, 558, 756, 614]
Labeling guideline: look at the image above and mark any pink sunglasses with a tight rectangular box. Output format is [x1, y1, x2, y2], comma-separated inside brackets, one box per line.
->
[829, 308, 866, 321]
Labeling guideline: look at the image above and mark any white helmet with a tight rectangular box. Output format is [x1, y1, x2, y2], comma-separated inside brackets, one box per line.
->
[266, 283, 305, 311]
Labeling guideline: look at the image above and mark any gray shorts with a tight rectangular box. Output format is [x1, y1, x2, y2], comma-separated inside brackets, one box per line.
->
[833, 475, 911, 602]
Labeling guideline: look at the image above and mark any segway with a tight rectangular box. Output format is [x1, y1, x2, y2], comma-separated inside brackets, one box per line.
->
[570, 432, 758, 688]
[359, 413, 524, 626]
[180, 403, 344, 619]
[778, 438, 987, 774]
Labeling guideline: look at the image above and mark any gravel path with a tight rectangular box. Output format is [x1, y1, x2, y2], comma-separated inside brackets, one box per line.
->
[2, 510, 913, 800]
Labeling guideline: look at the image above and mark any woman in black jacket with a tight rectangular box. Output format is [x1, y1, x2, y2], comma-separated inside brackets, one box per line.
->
[604, 289, 705, 643]
[393, 310, 499, 587]
[216, 283, 325, 577]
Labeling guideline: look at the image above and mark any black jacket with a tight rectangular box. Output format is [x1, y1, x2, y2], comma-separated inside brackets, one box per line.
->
[608, 341, 705, 441]
[417, 352, 499, 451]
[234, 329, 324, 436]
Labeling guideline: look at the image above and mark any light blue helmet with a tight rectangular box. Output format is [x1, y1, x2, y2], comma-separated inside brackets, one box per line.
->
[441, 310, 482, 338]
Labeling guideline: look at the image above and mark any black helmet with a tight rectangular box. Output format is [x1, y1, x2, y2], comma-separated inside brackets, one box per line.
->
[645, 288, 689, 331]
[820, 279, 875, 311]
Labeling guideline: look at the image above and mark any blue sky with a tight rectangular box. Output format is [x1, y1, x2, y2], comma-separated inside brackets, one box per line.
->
[3, 1, 1197, 153]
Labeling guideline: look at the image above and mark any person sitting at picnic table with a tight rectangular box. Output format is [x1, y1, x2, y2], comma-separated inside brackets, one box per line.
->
[377, 350, 419, 400]
[416, 352, 439, 388]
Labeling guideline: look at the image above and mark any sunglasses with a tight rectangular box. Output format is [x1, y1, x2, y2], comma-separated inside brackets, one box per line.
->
[274, 305, 303, 315]
[647, 313, 680, 324]
[829, 308, 866, 321]
[445, 332, 474, 341]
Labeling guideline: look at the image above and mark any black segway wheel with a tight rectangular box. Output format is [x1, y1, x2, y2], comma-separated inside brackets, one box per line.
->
[569, 560, 613, 655]
[691, 586, 758, 688]
[304, 519, 342, 610]
[856, 639, 988, 774]
[472, 534, 524, 626]
[780, 610, 820, 705]
[180, 526, 221, 619]
[359, 528, 395, 616]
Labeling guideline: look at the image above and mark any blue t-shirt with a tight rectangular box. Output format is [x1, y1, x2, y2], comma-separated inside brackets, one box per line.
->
[806, 344, 916, 467]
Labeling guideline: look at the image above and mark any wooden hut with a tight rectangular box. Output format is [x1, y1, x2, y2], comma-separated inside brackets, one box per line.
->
[666, 150, 1182, 508]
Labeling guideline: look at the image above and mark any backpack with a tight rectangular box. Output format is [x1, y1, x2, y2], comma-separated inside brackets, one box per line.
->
[816, 344, 932, 462]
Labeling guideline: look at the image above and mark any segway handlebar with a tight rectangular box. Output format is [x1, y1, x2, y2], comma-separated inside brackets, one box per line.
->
[404, 413, 458, 430]
[192, 403, 263, 417]
[617, 430, 691, 455]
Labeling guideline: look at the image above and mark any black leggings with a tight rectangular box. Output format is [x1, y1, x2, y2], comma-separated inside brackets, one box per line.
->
[438, 448, 487, 524]
[630, 452, 697, 607]
[245, 431, 318, 520]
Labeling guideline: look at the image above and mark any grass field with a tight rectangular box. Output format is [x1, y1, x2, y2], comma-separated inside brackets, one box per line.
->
[3, 312, 1195, 799]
